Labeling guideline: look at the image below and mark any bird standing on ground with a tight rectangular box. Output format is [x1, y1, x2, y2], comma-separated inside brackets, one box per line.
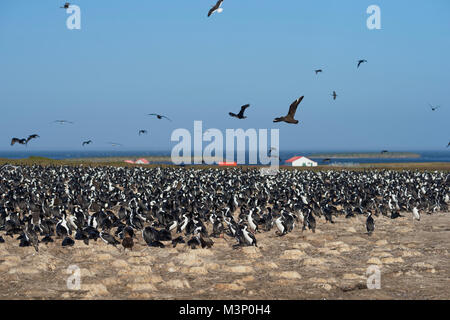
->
[273, 96, 304, 124]
[366, 212, 375, 235]
[229, 104, 250, 119]
[207, 0, 224, 17]
[357, 60, 367, 68]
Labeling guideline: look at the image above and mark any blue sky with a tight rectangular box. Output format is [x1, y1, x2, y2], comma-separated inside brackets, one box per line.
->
[0, 0, 449, 152]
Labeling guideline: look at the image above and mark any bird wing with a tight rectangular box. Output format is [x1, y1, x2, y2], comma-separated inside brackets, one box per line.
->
[161, 115, 172, 121]
[287, 96, 304, 117]
[208, 0, 223, 16]
[237, 104, 250, 117]
[148, 113, 158, 116]
[11, 138, 20, 146]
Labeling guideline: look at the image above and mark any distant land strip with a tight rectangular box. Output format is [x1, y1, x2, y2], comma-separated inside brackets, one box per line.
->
[309, 152, 421, 159]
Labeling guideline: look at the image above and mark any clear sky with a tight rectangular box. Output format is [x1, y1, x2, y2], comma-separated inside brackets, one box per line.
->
[0, 0, 449, 152]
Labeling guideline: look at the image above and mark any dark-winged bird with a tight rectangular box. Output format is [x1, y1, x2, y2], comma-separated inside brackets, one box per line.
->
[366, 212, 375, 235]
[447, 142, 450, 148]
[26, 134, 39, 144]
[60, 2, 70, 9]
[11, 138, 27, 146]
[229, 104, 250, 119]
[357, 60, 367, 68]
[139, 130, 148, 136]
[148, 114, 171, 121]
[315, 69, 323, 75]
[208, 0, 224, 17]
[331, 91, 338, 100]
[273, 96, 304, 124]
[381, 150, 389, 154]
[82, 140, 92, 146]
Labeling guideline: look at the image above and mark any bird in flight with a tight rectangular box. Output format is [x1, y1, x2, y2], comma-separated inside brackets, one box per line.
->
[148, 114, 171, 121]
[273, 96, 304, 124]
[108, 142, 122, 147]
[447, 142, 450, 148]
[53, 120, 74, 125]
[381, 150, 389, 154]
[357, 60, 367, 68]
[139, 130, 148, 136]
[229, 104, 250, 119]
[82, 140, 92, 146]
[208, 0, 224, 17]
[331, 91, 338, 100]
[10, 138, 27, 146]
[60, 2, 70, 9]
[26, 134, 40, 144]
[315, 69, 323, 75]
[429, 104, 440, 111]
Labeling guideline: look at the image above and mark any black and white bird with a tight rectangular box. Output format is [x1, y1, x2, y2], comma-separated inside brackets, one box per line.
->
[139, 130, 148, 136]
[273, 96, 304, 124]
[229, 104, 250, 119]
[315, 69, 323, 75]
[366, 212, 375, 235]
[207, 0, 224, 17]
[429, 104, 440, 111]
[357, 59, 367, 68]
[148, 114, 171, 121]
[10, 138, 27, 146]
[60, 2, 70, 9]
[412, 207, 421, 221]
[242, 225, 257, 247]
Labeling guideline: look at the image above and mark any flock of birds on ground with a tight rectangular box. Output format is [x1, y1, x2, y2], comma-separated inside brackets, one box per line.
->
[6, 2, 447, 150]
[0, 165, 448, 252]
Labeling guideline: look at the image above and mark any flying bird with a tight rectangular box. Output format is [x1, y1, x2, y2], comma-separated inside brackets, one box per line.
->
[139, 130, 148, 136]
[82, 140, 92, 146]
[331, 91, 338, 100]
[229, 104, 250, 119]
[208, 0, 224, 17]
[53, 120, 74, 125]
[10, 138, 27, 146]
[381, 150, 389, 154]
[315, 69, 323, 75]
[108, 142, 122, 147]
[26, 134, 40, 144]
[273, 96, 304, 124]
[447, 142, 450, 148]
[357, 60, 367, 68]
[429, 104, 440, 111]
[60, 2, 70, 9]
[148, 114, 171, 121]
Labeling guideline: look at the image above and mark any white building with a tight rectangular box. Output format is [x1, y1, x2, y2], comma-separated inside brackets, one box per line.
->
[285, 156, 318, 167]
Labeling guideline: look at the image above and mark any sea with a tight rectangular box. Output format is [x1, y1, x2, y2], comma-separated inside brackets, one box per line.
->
[0, 150, 449, 165]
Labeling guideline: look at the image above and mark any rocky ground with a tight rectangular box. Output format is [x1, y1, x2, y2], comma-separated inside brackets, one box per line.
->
[0, 211, 449, 300]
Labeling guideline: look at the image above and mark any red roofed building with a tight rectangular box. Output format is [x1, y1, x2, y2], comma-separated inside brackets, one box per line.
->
[285, 156, 318, 167]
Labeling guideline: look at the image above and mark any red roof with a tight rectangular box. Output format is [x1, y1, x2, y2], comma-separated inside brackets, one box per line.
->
[285, 156, 303, 163]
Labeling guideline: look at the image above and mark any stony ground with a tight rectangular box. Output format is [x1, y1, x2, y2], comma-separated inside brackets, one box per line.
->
[0, 211, 449, 300]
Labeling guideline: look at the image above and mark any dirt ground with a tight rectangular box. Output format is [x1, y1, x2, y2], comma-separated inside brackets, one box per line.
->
[0, 211, 449, 300]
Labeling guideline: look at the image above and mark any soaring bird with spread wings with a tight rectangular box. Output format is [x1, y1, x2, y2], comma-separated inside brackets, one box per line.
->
[10, 138, 27, 146]
[148, 114, 171, 121]
[229, 104, 250, 119]
[273, 96, 304, 124]
[208, 0, 224, 17]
